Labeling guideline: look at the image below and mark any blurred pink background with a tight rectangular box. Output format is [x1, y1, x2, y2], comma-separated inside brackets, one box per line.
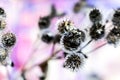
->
[0, 0, 120, 80]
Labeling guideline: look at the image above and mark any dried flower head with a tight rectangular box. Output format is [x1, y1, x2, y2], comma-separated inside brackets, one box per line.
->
[112, 9, 120, 27]
[63, 53, 85, 71]
[106, 27, 120, 45]
[90, 23, 105, 40]
[1, 33, 16, 48]
[60, 29, 85, 53]
[89, 8, 102, 23]
[57, 18, 75, 34]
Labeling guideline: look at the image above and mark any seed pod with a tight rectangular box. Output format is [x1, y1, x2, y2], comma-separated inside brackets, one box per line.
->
[60, 29, 85, 53]
[106, 27, 120, 45]
[89, 9, 102, 23]
[38, 16, 50, 30]
[57, 19, 75, 34]
[112, 9, 120, 27]
[90, 23, 105, 40]
[1, 33, 16, 48]
[63, 53, 85, 71]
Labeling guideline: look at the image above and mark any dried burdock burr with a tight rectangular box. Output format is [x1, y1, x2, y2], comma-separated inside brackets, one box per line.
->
[41, 31, 54, 44]
[112, 8, 120, 27]
[89, 23, 105, 40]
[106, 27, 120, 45]
[63, 53, 85, 71]
[89, 8, 102, 23]
[60, 29, 85, 53]
[1, 33, 16, 48]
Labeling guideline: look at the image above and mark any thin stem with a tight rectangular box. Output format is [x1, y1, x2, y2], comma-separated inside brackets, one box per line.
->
[22, 36, 41, 72]
[56, 13, 66, 17]
[25, 48, 61, 71]
[86, 42, 107, 54]
[80, 39, 93, 51]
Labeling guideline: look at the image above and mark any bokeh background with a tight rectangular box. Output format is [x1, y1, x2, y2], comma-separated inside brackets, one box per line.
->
[0, 0, 120, 80]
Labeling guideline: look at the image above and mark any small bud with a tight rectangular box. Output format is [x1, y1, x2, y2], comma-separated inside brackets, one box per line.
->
[38, 16, 50, 30]
[41, 31, 54, 43]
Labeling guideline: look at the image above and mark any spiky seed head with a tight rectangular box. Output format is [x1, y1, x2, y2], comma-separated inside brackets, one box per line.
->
[60, 29, 85, 53]
[63, 53, 85, 71]
[57, 18, 75, 34]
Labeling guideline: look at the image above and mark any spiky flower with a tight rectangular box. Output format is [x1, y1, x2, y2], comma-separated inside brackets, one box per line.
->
[63, 53, 85, 71]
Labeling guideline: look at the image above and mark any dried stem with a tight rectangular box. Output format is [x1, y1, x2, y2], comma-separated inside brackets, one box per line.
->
[86, 42, 107, 54]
